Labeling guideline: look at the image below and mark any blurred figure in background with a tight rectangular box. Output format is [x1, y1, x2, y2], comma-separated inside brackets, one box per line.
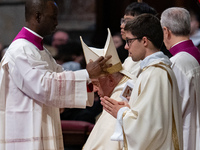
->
[43, 29, 70, 58]
[189, 9, 200, 49]
[112, 33, 124, 49]
[52, 29, 70, 49]
[54, 41, 84, 68]
[113, 32, 128, 63]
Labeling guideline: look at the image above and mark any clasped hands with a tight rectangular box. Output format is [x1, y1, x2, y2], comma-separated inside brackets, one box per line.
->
[100, 96, 130, 118]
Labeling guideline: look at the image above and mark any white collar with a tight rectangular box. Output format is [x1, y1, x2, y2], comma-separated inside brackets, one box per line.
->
[140, 51, 171, 69]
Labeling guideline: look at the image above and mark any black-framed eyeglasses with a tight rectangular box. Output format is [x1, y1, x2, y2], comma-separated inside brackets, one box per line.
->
[125, 37, 141, 47]
[120, 18, 132, 25]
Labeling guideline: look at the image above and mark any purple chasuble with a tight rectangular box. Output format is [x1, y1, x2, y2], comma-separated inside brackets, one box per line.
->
[169, 40, 200, 65]
[13, 27, 43, 50]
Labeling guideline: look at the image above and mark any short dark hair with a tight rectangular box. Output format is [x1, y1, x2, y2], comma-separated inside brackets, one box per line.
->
[125, 2, 157, 17]
[25, 0, 54, 21]
[124, 14, 163, 49]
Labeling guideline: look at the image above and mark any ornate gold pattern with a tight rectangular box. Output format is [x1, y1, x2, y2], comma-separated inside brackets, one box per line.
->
[106, 62, 122, 74]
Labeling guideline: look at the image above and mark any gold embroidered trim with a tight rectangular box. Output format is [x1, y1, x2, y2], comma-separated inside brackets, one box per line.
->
[138, 83, 141, 96]
[107, 62, 122, 74]
[142, 62, 173, 88]
[172, 108, 180, 150]
[142, 62, 179, 150]
[122, 110, 128, 150]
[118, 76, 130, 85]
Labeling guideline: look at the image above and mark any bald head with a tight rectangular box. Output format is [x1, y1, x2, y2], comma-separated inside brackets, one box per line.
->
[94, 72, 124, 97]
[25, 0, 58, 37]
[25, 0, 54, 22]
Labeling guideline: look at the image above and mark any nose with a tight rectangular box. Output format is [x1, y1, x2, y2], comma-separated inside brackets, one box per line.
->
[93, 86, 99, 92]
[124, 43, 129, 50]
[120, 23, 125, 29]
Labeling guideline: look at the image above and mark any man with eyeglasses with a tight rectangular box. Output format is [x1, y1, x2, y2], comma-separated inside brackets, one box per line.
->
[117, 2, 157, 63]
[83, 2, 158, 150]
[101, 14, 183, 150]
[118, 2, 158, 79]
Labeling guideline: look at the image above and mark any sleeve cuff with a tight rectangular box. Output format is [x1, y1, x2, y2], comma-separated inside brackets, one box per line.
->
[110, 107, 130, 141]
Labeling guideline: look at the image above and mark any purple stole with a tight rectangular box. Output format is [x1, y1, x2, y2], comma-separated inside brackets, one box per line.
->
[169, 40, 200, 65]
[13, 27, 43, 50]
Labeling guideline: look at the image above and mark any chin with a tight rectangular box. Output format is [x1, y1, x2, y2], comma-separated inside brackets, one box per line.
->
[122, 34, 126, 40]
[131, 57, 139, 62]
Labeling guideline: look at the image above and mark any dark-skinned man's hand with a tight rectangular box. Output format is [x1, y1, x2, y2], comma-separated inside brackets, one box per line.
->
[86, 55, 112, 79]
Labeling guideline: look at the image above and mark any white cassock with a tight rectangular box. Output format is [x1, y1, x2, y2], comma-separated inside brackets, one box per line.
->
[115, 52, 183, 150]
[0, 39, 93, 150]
[170, 52, 200, 150]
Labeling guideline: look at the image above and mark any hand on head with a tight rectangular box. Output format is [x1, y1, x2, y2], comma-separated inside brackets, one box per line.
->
[86, 55, 112, 79]
[100, 96, 130, 118]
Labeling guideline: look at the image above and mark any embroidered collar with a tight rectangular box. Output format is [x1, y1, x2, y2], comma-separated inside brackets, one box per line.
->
[169, 40, 200, 64]
[13, 27, 44, 50]
[140, 51, 171, 69]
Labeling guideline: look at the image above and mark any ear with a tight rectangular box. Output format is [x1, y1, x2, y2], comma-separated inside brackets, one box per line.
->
[163, 26, 171, 40]
[36, 11, 41, 23]
[108, 75, 115, 87]
[142, 36, 149, 47]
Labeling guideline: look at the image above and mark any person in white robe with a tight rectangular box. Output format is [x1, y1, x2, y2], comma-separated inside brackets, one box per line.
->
[161, 7, 200, 150]
[101, 14, 183, 150]
[85, 4, 158, 148]
[0, 1, 112, 150]
[83, 57, 140, 150]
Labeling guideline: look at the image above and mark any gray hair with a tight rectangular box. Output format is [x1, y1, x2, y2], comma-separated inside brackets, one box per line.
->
[160, 7, 190, 36]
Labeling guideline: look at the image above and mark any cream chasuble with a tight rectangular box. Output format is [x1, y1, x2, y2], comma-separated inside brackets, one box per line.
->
[83, 77, 133, 150]
[120, 52, 183, 150]
[0, 28, 93, 150]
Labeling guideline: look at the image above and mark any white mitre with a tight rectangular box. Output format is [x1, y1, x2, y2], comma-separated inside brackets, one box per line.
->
[80, 28, 122, 74]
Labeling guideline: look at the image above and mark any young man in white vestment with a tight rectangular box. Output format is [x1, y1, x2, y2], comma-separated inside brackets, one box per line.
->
[119, 2, 158, 78]
[101, 14, 183, 150]
[0, 0, 112, 150]
[161, 7, 200, 150]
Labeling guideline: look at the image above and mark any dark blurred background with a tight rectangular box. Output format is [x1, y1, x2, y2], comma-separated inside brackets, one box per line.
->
[0, 0, 200, 48]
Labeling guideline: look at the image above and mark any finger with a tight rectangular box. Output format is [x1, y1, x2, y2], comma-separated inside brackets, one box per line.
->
[105, 55, 112, 60]
[118, 101, 125, 105]
[101, 98, 114, 111]
[99, 55, 112, 65]
[101, 63, 112, 69]
[103, 99, 114, 109]
[101, 101, 112, 112]
[104, 96, 117, 105]
[96, 56, 104, 62]
[100, 97, 105, 102]
[103, 106, 112, 115]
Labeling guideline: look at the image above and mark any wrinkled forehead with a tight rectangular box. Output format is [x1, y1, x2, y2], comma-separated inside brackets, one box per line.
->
[91, 75, 109, 86]
[91, 79, 99, 86]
